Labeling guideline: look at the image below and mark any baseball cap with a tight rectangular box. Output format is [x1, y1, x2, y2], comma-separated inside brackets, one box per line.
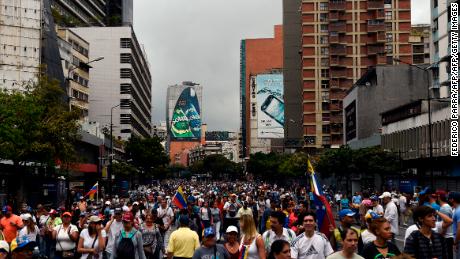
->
[362, 200, 372, 207]
[105, 201, 111, 205]
[370, 195, 379, 201]
[0, 240, 9, 253]
[87, 215, 102, 223]
[203, 227, 216, 238]
[365, 210, 381, 220]
[20, 213, 32, 221]
[62, 212, 72, 217]
[133, 201, 139, 206]
[226, 226, 238, 233]
[419, 187, 432, 195]
[2, 206, 12, 213]
[122, 212, 134, 222]
[114, 208, 123, 214]
[49, 209, 58, 215]
[339, 209, 356, 219]
[379, 192, 392, 199]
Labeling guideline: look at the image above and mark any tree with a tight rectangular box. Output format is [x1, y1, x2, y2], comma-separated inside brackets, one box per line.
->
[246, 152, 284, 180]
[0, 76, 80, 168]
[125, 136, 169, 175]
[278, 152, 309, 177]
[202, 154, 235, 179]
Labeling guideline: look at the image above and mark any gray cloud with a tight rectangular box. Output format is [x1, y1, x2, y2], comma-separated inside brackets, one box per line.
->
[133, 0, 429, 132]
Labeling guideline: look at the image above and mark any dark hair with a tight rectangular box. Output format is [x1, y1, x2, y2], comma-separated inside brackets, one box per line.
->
[270, 211, 286, 225]
[268, 240, 290, 259]
[340, 227, 359, 241]
[369, 217, 388, 236]
[412, 206, 436, 226]
[303, 211, 317, 222]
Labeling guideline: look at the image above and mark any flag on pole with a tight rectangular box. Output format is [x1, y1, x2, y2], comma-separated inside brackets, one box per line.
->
[172, 186, 187, 209]
[307, 159, 335, 236]
[85, 182, 98, 200]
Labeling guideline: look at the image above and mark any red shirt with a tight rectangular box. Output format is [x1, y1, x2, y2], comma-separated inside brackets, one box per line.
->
[0, 214, 23, 242]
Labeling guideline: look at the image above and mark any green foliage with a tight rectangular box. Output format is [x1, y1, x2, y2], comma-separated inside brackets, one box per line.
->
[125, 136, 169, 175]
[278, 152, 310, 177]
[315, 146, 354, 179]
[246, 152, 284, 180]
[0, 76, 80, 167]
[112, 161, 138, 176]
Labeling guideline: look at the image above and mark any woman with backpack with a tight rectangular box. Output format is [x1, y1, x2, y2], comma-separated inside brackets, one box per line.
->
[78, 215, 106, 259]
[111, 212, 146, 259]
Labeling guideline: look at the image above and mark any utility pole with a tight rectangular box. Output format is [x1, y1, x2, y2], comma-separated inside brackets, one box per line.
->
[109, 104, 120, 197]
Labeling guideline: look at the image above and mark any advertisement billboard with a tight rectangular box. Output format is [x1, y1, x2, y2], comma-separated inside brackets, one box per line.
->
[256, 74, 284, 138]
[170, 87, 202, 140]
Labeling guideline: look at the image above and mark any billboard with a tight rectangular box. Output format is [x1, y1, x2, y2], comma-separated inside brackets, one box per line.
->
[170, 87, 202, 140]
[256, 74, 284, 138]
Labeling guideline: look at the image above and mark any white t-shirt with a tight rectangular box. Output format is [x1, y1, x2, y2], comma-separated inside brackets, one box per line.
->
[372, 205, 384, 215]
[53, 224, 79, 251]
[105, 220, 123, 254]
[399, 196, 407, 211]
[334, 194, 342, 202]
[404, 224, 418, 246]
[200, 207, 210, 221]
[360, 229, 376, 245]
[224, 201, 239, 218]
[384, 201, 399, 235]
[327, 252, 364, 259]
[157, 207, 174, 227]
[79, 228, 107, 259]
[262, 228, 296, 253]
[19, 225, 39, 242]
[291, 232, 334, 259]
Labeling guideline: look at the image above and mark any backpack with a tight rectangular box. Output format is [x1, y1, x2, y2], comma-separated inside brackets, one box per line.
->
[228, 203, 237, 217]
[116, 230, 137, 259]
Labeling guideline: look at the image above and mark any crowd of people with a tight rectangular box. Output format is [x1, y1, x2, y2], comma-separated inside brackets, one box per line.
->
[0, 179, 459, 259]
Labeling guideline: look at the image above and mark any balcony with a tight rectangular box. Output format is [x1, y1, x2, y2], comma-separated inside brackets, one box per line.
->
[330, 90, 347, 100]
[330, 115, 343, 124]
[377, 31, 386, 42]
[330, 79, 340, 88]
[330, 57, 346, 67]
[329, 22, 346, 32]
[330, 69, 348, 78]
[368, 0, 384, 10]
[330, 45, 347, 55]
[376, 10, 385, 19]
[329, 12, 344, 21]
[367, 22, 385, 32]
[330, 102, 343, 111]
[329, 34, 340, 43]
[367, 45, 385, 55]
[331, 126, 343, 134]
[329, 2, 346, 11]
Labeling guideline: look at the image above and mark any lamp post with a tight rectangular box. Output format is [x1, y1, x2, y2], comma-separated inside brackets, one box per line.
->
[393, 58, 437, 188]
[108, 104, 120, 197]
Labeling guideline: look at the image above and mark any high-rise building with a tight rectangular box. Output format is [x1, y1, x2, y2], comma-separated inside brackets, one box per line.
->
[430, 0, 456, 99]
[72, 26, 152, 140]
[166, 82, 204, 165]
[286, 0, 411, 150]
[57, 28, 91, 120]
[240, 25, 283, 158]
[50, 0, 133, 27]
[409, 25, 430, 64]
[0, 0, 42, 90]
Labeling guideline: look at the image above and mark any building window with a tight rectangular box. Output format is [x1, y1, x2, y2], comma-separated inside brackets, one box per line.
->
[386, 23, 392, 31]
[120, 83, 131, 94]
[433, 0, 438, 8]
[120, 99, 131, 109]
[385, 11, 392, 20]
[321, 47, 329, 55]
[120, 129, 131, 134]
[434, 42, 439, 54]
[321, 69, 329, 78]
[120, 38, 131, 48]
[320, 24, 328, 32]
[320, 13, 328, 22]
[386, 33, 393, 42]
[387, 56, 393, 64]
[120, 53, 131, 63]
[322, 125, 330, 134]
[385, 44, 393, 54]
[321, 58, 329, 66]
[120, 114, 131, 124]
[319, 2, 328, 10]
[321, 80, 329, 89]
[320, 35, 328, 44]
[120, 68, 131, 78]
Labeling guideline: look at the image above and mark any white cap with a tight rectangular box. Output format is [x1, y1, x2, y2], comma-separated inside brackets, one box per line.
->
[105, 201, 111, 205]
[133, 202, 139, 206]
[226, 225, 238, 233]
[0, 240, 9, 252]
[20, 213, 32, 221]
[379, 192, 392, 199]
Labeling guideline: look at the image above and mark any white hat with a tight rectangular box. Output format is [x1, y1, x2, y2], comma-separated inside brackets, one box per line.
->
[105, 201, 111, 205]
[226, 226, 238, 233]
[133, 202, 139, 206]
[379, 192, 392, 199]
[0, 240, 9, 252]
[20, 213, 32, 221]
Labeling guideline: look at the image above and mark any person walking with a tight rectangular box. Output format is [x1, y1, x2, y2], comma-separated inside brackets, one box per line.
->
[140, 213, 163, 259]
[267, 240, 290, 259]
[327, 228, 364, 259]
[379, 192, 398, 240]
[223, 194, 241, 232]
[77, 215, 106, 259]
[192, 227, 229, 259]
[330, 209, 360, 251]
[53, 212, 79, 259]
[167, 215, 199, 259]
[104, 208, 124, 259]
[111, 212, 146, 259]
[157, 199, 174, 250]
[224, 226, 239, 259]
[261, 211, 295, 253]
[290, 212, 333, 259]
[0, 205, 24, 243]
[404, 206, 447, 259]
[239, 214, 266, 259]
[360, 218, 400, 259]
[211, 201, 222, 241]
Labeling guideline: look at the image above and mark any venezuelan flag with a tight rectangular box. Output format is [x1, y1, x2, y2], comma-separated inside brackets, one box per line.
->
[85, 182, 98, 200]
[307, 159, 335, 237]
[172, 186, 187, 209]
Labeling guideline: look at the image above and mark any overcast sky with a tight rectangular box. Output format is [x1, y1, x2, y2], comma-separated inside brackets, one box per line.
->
[134, 0, 431, 132]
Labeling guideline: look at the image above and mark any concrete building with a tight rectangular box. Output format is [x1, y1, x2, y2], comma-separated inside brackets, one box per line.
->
[240, 25, 283, 157]
[430, 0, 456, 98]
[409, 25, 431, 64]
[343, 65, 428, 149]
[283, 0, 304, 151]
[0, 0, 42, 90]
[153, 121, 167, 140]
[57, 27, 91, 120]
[72, 26, 152, 140]
[205, 131, 240, 163]
[285, 0, 412, 150]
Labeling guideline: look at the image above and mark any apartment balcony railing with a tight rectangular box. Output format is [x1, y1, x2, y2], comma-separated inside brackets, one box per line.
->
[368, 0, 384, 10]
[329, 2, 346, 11]
[330, 45, 347, 55]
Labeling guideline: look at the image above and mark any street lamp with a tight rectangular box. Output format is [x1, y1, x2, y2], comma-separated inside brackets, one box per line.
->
[393, 58, 438, 188]
[108, 103, 120, 197]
